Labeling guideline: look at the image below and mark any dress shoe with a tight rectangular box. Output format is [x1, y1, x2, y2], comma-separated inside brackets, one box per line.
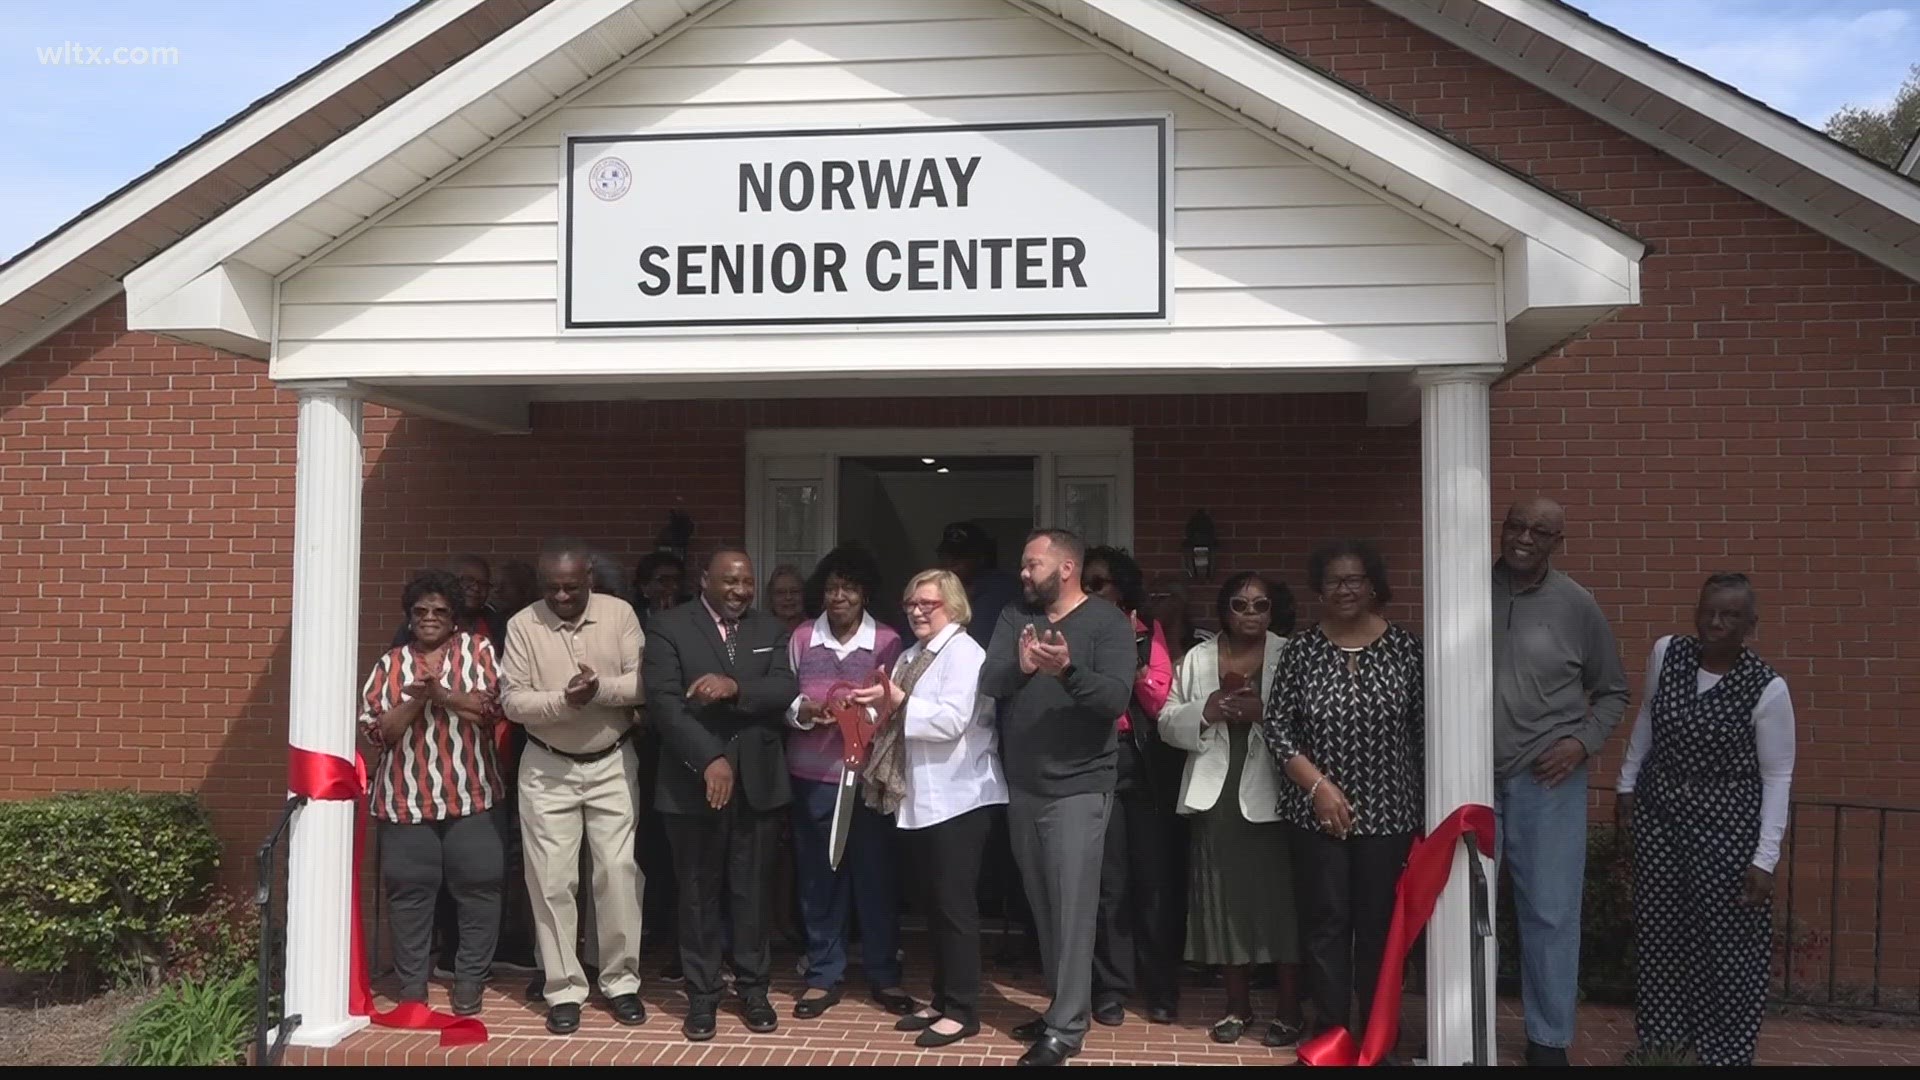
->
[609, 993, 647, 1025]
[1092, 1000, 1126, 1027]
[544, 1002, 581, 1035]
[895, 1009, 940, 1032]
[872, 987, 918, 1016]
[1010, 1018, 1047, 1042]
[450, 980, 484, 1016]
[1264, 1018, 1304, 1049]
[1526, 1041, 1570, 1067]
[525, 974, 546, 1003]
[915, 1018, 981, 1048]
[1146, 1004, 1177, 1025]
[683, 1009, 717, 1042]
[743, 999, 779, 1033]
[1016, 1035, 1080, 1067]
[793, 988, 841, 1019]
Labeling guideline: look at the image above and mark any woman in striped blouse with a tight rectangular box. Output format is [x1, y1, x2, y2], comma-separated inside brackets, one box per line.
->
[359, 568, 507, 1016]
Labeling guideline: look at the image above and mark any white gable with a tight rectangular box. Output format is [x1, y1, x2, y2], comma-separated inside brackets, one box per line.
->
[273, 0, 1499, 385]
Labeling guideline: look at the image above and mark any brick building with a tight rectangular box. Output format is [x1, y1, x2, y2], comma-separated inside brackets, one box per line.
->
[2, 0, 1917, 1058]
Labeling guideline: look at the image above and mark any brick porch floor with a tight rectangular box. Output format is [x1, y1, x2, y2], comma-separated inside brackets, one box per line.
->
[283, 951, 1920, 1067]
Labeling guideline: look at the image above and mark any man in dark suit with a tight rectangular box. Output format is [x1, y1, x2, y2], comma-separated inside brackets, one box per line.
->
[643, 548, 798, 1042]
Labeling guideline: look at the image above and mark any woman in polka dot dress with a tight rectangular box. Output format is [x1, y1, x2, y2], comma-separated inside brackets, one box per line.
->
[1616, 573, 1797, 1066]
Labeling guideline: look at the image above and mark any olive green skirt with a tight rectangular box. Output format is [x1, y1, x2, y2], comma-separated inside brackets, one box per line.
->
[1185, 725, 1300, 966]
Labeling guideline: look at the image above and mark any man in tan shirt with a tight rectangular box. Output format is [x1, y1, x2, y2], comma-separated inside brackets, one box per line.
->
[501, 540, 646, 1035]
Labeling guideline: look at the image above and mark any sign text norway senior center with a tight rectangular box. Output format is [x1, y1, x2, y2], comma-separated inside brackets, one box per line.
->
[563, 118, 1169, 330]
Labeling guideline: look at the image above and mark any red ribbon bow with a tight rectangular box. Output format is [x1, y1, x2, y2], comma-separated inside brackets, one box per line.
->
[287, 747, 488, 1048]
[1296, 803, 1495, 1067]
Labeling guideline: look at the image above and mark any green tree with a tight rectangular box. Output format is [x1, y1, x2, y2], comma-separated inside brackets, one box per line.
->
[1824, 63, 1920, 167]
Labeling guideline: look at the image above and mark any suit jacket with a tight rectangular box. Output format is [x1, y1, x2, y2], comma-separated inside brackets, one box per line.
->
[644, 601, 798, 814]
[1159, 632, 1288, 822]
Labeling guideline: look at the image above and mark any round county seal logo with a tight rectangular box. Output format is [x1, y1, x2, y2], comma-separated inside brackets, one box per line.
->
[588, 156, 632, 201]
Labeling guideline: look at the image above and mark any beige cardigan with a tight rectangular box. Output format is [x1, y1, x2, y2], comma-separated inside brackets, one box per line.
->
[1158, 632, 1288, 822]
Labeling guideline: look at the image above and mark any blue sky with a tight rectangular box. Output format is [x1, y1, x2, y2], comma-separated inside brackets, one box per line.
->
[2, 0, 1918, 263]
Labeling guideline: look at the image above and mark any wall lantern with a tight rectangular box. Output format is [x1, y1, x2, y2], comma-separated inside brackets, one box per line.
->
[1183, 509, 1217, 580]
[657, 509, 694, 561]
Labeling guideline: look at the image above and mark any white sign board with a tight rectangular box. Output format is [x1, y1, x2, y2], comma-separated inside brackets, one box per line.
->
[562, 118, 1168, 331]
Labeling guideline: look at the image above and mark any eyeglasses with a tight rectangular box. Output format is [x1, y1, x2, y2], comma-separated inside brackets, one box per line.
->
[1324, 575, 1372, 595]
[1228, 596, 1272, 615]
[904, 599, 945, 614]
[410, 603, 455, 621]
[1503, 522, 1562, 542]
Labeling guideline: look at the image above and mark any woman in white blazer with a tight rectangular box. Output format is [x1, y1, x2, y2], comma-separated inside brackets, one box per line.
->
[852, 568, 1005, 1049]
[1159, 572, 1306, 1048]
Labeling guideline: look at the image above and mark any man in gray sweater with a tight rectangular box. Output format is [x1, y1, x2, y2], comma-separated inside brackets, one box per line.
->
[980, 528, 1135, 1067]
[1492, 497, 1630, 1067]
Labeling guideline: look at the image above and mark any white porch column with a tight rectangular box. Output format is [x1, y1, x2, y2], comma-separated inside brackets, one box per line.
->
[282, 382, 368, 1048]
[1417, 366, 1502, 1066]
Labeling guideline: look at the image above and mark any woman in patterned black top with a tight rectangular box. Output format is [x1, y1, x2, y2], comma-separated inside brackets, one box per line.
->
[1260, 539, 1423, 1042]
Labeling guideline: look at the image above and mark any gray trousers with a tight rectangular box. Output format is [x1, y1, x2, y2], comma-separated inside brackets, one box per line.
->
[1008, 789, 1113, 1048]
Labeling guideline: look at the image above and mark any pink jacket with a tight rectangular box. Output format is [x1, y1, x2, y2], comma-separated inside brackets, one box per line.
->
[1119, 615, 1173, 733]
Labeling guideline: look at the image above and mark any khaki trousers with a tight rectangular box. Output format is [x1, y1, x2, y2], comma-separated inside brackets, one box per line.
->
[519, 739, 644, 1006]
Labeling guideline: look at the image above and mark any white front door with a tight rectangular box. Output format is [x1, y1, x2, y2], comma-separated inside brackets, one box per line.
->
[745, 427, 1133, 580]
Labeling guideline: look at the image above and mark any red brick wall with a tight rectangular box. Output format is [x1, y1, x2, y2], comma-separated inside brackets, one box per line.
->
[1193, 0, 1920, 807]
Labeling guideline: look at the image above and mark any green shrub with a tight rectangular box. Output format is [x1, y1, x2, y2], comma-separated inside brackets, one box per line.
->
[0, 791, 222, 985]
[162, 890, 259, 984]
[103, 968, 255, 1067]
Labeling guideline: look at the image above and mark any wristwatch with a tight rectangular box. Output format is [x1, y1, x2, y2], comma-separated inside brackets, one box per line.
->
[1059, 662, 1078, 681]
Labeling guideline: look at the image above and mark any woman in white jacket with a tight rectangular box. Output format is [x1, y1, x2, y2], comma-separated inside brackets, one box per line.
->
[852, 568, 1006, 1049]
[1160, 571, 1305, 1048]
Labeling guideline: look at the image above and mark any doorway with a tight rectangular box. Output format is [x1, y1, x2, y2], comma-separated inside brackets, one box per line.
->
[745, 427, 1133, 602]
[838, 455, 1034, 629]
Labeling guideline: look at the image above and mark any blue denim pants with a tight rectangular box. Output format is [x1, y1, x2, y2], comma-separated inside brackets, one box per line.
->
[1495, 764, 1589, 1049]
[790, 775, 902, 990]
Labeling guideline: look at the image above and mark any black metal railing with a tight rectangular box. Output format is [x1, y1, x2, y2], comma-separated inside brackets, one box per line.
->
[1776, 799, 1920, 1017]
[253, 796, 306, 1067]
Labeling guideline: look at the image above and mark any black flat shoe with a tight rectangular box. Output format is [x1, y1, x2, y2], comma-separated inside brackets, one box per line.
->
[545, 1002, 580, 1035]
[1016, 1035, 1080, 1067]
[684, 1009, 717, 1042]
[793, 988, 841, 1019]
[1146, 1004, 1177, 1025]
[1264, 1018, 1303, 1048]
[609, 993, 647, 1026]
[451, 980, 483, 1016]
[744, 999, 779, 1033]
[1010, 1018, 1047, 1042]
[1092, 1001, 1125, 1027]
[916, 1018, 981, 1048]
[1210, 1015, 1248, 1044]
[872, 987, 917, 1016]
[526, 974, 545, 1002]
[896, 1008, 940, 1032]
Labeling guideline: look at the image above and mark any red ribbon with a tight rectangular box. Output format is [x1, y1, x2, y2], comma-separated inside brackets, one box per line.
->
[1297, 803, 1495, 1067]
[288, 747, 488, 1048]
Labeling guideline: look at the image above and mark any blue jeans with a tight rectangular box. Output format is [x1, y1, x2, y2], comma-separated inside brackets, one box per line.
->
[1495, 764, 1589, 1049]
[790, 776, 902, 990]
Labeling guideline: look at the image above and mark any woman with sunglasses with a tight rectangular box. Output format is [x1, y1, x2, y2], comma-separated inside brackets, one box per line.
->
[1160, 571, 1307, 1046]
[1262, 540, 1423, 1044]
[851, 569, 1006, 1047]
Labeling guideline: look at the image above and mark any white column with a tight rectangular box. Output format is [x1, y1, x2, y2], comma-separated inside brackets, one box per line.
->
[282, 382, 368, 1048]
[1417, 366, 1502, 1066]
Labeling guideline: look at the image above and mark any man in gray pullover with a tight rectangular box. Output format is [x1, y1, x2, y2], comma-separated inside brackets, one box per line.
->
[981, 528, 1136, 1067]
[1493, 497, 1630, 1066]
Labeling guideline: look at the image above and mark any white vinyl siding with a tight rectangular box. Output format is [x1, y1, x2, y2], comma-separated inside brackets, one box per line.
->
[277, 0, 1498, 379]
